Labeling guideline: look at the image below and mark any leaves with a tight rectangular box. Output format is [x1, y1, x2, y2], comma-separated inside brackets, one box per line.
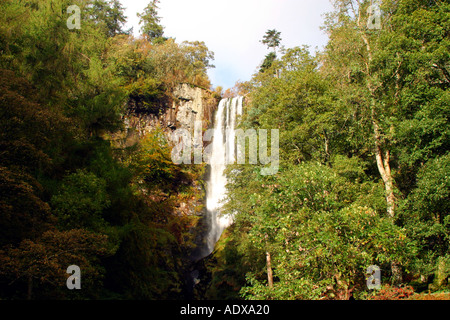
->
[138, 0, 165, 42]
[0, 229, 110, 298]
[261, 29, 282, 51]
[218, 0, 449, 299]
[0, 0, 213, 300]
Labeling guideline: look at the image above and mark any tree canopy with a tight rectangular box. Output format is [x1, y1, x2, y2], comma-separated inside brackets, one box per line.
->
[205, 0, 449, 300]
[0, 0, 448, 302]
[0, 0, 214, 300]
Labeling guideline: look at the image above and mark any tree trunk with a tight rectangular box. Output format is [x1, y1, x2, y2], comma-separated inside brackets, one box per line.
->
[355, 2, 400, 283]
[357, 10, 396, 219]
[391, 261, 403, 285]
[323, 129, 331, 166]
[372, 117, 396, 218]
[266, 251, 274, 288]
[373, 116, 402, 282]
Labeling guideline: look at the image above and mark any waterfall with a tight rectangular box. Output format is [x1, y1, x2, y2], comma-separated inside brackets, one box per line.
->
[201, 96, 243, 258]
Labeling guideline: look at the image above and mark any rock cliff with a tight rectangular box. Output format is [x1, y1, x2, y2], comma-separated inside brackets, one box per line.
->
[109, 83, 217, 148]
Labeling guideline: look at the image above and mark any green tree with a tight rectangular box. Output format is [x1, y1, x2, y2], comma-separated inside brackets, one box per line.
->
[259, 52, 277, 73]
[261, 29, 282, 53]
[0, 0, 218, 300]
[260, 29, 282, 77]
[225, 162, 410, 299]
[138, 0, 165, 42]
[86, 0, 130, 37]
[402, 153, 450, 290]
[323, 0, 449, 219]
[0, 229, 110, 299]
[51, 169, 111, 231]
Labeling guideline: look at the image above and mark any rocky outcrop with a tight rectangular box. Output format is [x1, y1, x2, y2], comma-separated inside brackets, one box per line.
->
[102, 83, 219, 299]
[108, 83, 217, 148]
[174, 83, 209, 130]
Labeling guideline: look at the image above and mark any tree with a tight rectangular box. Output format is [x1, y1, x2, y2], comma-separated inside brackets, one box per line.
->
[403, 153, 450, 289]
[227, 162, 409, 299]
[180, 40, 215, 86]
[86, 0, 130, 37]
[138, 0, 165, 42]
[322, 0, 399, 218]
[261, 29, 282, 53]
[51, 169, 111, 231]
[220, 1, 450, 296]
[249, 47, 340, 165]
[0, 69, 71, 246]
[320, 0, 449, 284]
[0, 229, 110, 299]
[145, 38, 214, 89]
[259, 52, 276, 73]
[260, 29, 282, 77]
[0, 0, 218, 300]
[323, 0, 448, 221]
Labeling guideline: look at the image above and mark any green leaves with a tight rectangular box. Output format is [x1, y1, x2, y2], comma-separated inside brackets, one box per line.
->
[260, 29, 282, 52]
[51, 169, 110, 231]
[220, 1, 450, 295]
[226, 157, 410, 299]
[85, 0, 129, 38]
[138, 0, 165, 42]
[0, 0, 215, 300]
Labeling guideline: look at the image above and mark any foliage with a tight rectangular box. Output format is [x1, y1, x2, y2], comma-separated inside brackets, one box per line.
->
[226, 162, 411, 299]
[0, 0, 213, 300]
[0, 0, 448, 301]
[401, 154, 450, 289]
[261, 29, 282, 52]
[85, 0, 130, 37]
[51, 169, 111, 231]
[0, 229, 110, 299]
[218, 0, 449, 300]
[368, 285, 415, 300]
[259, 52, 277, 73]
[137, 0, 165, 43]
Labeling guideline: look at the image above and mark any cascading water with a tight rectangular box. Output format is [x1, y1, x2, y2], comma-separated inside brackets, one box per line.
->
[185, 96, 243, 298]
[199, 96, 243, 259]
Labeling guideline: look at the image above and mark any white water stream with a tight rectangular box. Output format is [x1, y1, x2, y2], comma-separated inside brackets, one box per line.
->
[201, 96, 243, 258]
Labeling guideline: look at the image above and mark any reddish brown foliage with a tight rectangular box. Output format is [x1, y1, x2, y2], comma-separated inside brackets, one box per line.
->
[369, 284, 415, 300]
[409, 292, 450, 300]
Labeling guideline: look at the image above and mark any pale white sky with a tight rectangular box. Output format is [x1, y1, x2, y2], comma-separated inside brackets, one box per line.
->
[120, 0, 333, 89]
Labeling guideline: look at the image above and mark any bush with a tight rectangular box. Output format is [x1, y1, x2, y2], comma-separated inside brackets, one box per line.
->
[369, 285, 415, 300]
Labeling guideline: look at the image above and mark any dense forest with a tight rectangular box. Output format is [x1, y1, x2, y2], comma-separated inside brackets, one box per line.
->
[0, 0, 216, 299]
[207, 0, 449, 300]
[0, 0, 449, 301]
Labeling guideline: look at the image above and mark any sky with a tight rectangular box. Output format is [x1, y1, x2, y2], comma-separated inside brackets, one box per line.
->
[120, 0, 334, 90]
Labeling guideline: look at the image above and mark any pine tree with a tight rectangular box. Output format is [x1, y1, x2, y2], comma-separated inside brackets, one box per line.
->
[137, 0, 165, 42]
